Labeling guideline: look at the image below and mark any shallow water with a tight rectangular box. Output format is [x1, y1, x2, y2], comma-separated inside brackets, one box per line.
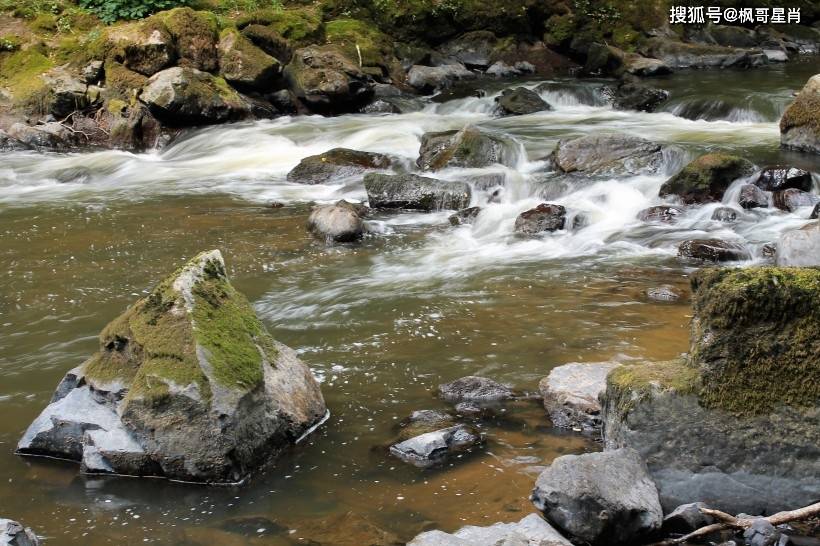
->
[1, 57, 819, 544]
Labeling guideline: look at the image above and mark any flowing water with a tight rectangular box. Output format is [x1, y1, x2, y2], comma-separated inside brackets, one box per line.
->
[1, 57, 819, 545]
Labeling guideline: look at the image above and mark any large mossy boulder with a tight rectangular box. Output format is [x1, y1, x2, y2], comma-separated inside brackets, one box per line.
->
[417, 126, 516, 171]
[106, 19, 177, 76]
[218, 28, 281, 91]
[659, 153, 756, 204]
[550, 133, 666, 176]
[154, 8, 219, 72]
[237, 7, 324, 47]
[284, 45, 373, 113]
[16, 250, 327, 483]
[602, 268, 820, 514]
[139, 67, 250, 125]
[780, 74, 820, 155]
[324, 18, 397, 77]
[287, 148, 394, 185]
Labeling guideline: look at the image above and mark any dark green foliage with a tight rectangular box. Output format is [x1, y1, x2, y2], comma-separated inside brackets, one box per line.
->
[79, 0, 187, 23]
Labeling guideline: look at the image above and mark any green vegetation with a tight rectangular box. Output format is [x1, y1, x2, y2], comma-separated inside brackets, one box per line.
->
[607, 359, 700, 415]
[780, 77, 820, 134]
[325, 17, 392, 68]
[78, 0, 187, 23]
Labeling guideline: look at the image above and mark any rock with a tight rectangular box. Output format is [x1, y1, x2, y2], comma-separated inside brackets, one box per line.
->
[812, 203, 820, 219]
[0, 130, 30, 152]
[417, 126, 515, 171]
[140, 67, 250, 125]
[7, 122, 75, 151]
[711, 206, 739, 222]
[284, 45, 373, 112]
[449, 206, 482, 226]
[531, 448, 663, 546]
[241, 24, 291, 63]
[217, 28, 281, 90]
[286, 148, 394, 185]
[306, 200, 365, 243]
[389, 424, 482, 468]
[659, 153, 756, 204]
[485, 60, 521, 78]
[637, 205, 684, 223]
[17, 250, 327, 483]
[437, 31, 499, 70]
[641, 37, 765, 70]
[772, 188, 820, 212]
[753, 166, 814, 192]
[495, 87, 551, 116]
[780, 74, 820, 154]
[407, 64, 476, 94]
[159, 8, 219, 72]
[662, 503, 714, 534]
[738, 184, 769, 209]
[584, 43, 671, 77]
[82, 60, 104, 84]
[0, 519, 39, 546]
[108, 20, 177, 76]
[743, 519, 781, 546]
[514, 203, 566, 234]
[438, 376, 514, 405]
[41, 67, 89, 118]
[646, 285, 681, 302]
[539, 362, 621, 431]
[408, 514, 572, 546]
[361, 99, 400, 114]
[775, 225, 820, 266]
[601, 268, 820, 514]
[604, 79, 669, 112]
[678, 239, 751, 262]
[551, 133, 666, 176]
[364, 173, 471, 211]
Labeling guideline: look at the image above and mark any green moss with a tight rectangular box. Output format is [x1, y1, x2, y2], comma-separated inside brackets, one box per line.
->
[690, 267, 820, 416]
[606, 359, 700, 418]
[659, 153, 755, 203]
[0, 48, 54, 110]
[543, 13, 575, 47]
[780, 79, 820, 135]
[0, 35, 22, 52]
[103, 61, 147, 101]
[325, 18, 393, 69]
[155, 6, 218, 35]
[236, 6, 323, 46]
[29, 12, 58, 32]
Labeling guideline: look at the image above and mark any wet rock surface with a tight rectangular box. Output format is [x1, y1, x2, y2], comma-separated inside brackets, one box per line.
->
[638, 205, 685, 223]
[678, 238, 751, 262]
[539, 362, 621, 431]
[775, 224, 820, 266]
[438, 376, 515, 405]
[738, 184, 769, 209]
[449, 207, 482, 226]
[364, 173, 471, 211]
[495, 87, 551, 116]
[306, 200, 366, 243]
[660, 153, 756, 204]
[551, 134, 666, 176]
[772, 188, 820, 212]
[0, 519, 40, 546]
[408, 514, 572, 546]
[417, 126, 515, 171]
[287, 148, 394, 185]
[514, 204, 566, 234]
[753, 166, 814, 192]
[389, 424, 482, 468]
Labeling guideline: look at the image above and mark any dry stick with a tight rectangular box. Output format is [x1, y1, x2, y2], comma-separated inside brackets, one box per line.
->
[651, 501, 820, 546]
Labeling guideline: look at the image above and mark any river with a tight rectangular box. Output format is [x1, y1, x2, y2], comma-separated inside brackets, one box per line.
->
[0, 57, 818, 544]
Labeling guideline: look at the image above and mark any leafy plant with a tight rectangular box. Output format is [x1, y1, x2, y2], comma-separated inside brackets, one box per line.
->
[78, 0, 187, 22]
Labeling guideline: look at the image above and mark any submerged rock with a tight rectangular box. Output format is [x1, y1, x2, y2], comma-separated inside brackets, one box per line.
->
[711, 206, 739, 222]
[753, 166, 814, 192]
[772, 188, 820, 212]
[550, 133, 665, 176]
[417, 126, 515, 171]
[531, 448, 663, 546]
[514, 203, 566, 234]
[17, 250, 327, 483]
[408, 514, 572, 546]
[286, 148, 394, 185]
[780, 74, 820, 155]
[438, 376, 514, 405]
[659, 153, 756, 204]
[637, 205, 684, 223]
[602, 268, 820, 514]
[306, 200, 365, 243]
[678, 239, 751, 262]
[775, 224, 820, 266]
[647, 285, 682, 302]
[539, 362, 621, 431]
[0, 519, 40, 546]
[495, 87, 551, 116]
[364, 173, 471, 211]
[449, 206, 482, 226]
[738, 184, 768, 209]
[389, 424, 482, 468]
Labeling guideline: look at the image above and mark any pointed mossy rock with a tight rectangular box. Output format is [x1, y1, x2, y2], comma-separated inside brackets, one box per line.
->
[17, 250, 327, 484]
[659, 153, 755, 204]
[780, 73, 820, 155]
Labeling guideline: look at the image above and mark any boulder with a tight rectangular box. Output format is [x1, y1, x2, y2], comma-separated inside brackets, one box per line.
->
[217, 28, 281, 90]
[752, 166, 814, 192]
[711, 206, 739, 222]
[241, 24, 292, 63]
[7, 122, 75, 151]
[604, 78, 669, 112]
[662, 503, 713, 534]
[678, 239, 750, 262]
[514, 203, 566, 234]
[0, 519, 39, 546]
[449, 206, 482, 226]
[408, 514, 572, 546]
[41, 67, 89, 118]
[284, 45, 373, 112]
[396, 409, 456, 441]
[637, 205, 684, 223]
[0, 130, 30, 152]
[738, 184, 768, 209]
[17, 250, 327, 483]
[659, 153, 756, 204]
[551, 133, 666, 176]
[157, 8, 218, 72]
[438, 376, 514, 405]
[641, 37, 765, 70]
[485, 60, 521, 78]
[389, 425, 482, 468]
[495, 87, 551, 116]
[772, 188, 820, 212]
[531, 448, 663, 546]
[539, 362, 621, 431]
[780, 74, 820, 154]
[775, 224, 820, 266]
[364, 173, 471, 211]
[437, 31, 499, 70]
[108, 20, 177, 76]
[602, 268, 820, 514]
[306, 200, 365, 243]
[417, 126, 515, 171]
[139, 67, 250, 125]
[406, 64, 476, 94]
[584, 43, 671, 77]
[286, 148, 394, 185]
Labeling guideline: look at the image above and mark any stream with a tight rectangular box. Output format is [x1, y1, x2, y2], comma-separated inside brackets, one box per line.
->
[1, 57, 819, 545]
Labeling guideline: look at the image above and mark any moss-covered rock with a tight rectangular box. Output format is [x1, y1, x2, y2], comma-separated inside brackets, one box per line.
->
[236, 7, 324, 47]
[154, 8, 219, 72]
[106, 19, 177, 76]
[241, 23, 292, 62]
[659, 153, 756, 204]
[417, 126, 516, 171]
[0, 48, 55, 113]
[780, 73, 820, 155]
[102, 60, 148, 102]
[17, 250, 327, 483]
[217, 27, 281, 91]
[324, 18, 395, 74]
[287, 147, 395, 185]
